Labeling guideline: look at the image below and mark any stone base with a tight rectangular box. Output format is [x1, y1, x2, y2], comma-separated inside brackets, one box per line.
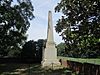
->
[41, 59, 61, 69]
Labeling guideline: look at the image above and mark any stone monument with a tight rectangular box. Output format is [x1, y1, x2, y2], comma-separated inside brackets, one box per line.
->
[41, 11, 60, 68]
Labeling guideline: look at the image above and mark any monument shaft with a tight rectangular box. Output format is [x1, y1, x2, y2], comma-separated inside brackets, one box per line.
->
[47, 11, 54, 43]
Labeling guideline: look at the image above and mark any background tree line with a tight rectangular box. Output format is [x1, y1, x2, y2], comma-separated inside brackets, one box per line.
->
[21, 39, 46, 61]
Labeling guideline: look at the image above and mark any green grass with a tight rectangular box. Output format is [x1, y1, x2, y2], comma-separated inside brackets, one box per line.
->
[58, 56, 100, 65]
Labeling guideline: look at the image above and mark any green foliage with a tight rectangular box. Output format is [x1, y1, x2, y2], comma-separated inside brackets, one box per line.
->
[55, 0, 100, 58]
[21, 39, 46, 61]
[36, 39, 46, 60]
[21, 40, 36, 58]
[56, 43, 66, 56]
[0, 0, 34, 57]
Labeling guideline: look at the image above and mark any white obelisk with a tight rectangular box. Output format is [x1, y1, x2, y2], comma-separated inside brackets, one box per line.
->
[41, 11, 60, 67]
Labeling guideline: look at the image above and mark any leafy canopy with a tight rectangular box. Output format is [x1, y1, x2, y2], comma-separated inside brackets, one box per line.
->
[55, 0, 100, 58]
[0, 0, 34, 57]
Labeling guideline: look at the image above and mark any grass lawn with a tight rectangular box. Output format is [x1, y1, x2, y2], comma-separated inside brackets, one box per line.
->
[58, 56, 100, 65]
[0, 63, 74, 75]
[1, 57, 99, 75]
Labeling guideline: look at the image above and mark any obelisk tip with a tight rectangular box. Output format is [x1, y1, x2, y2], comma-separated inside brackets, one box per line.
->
[49, 11, 51, 13]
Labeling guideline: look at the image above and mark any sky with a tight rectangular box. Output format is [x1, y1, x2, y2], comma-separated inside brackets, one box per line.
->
[27, 0, 64, 44]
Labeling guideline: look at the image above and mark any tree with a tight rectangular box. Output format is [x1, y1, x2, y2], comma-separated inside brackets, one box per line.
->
[56, 43, 66, 56]
[55, 0, 100, 58]
[36, 39, 46, 61]
[21, 40, 36, 58]
[21, 39, 46, 62]
[0, 0, 34, 57]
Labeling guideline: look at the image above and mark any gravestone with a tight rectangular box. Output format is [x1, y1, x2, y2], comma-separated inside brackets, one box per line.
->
[41, 11, 60, 68]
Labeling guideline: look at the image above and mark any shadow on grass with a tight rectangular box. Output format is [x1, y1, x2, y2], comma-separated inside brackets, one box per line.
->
[0, 64, 73, 75]
[26, 64, 73, 75]
[0, 64, 30, 75]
